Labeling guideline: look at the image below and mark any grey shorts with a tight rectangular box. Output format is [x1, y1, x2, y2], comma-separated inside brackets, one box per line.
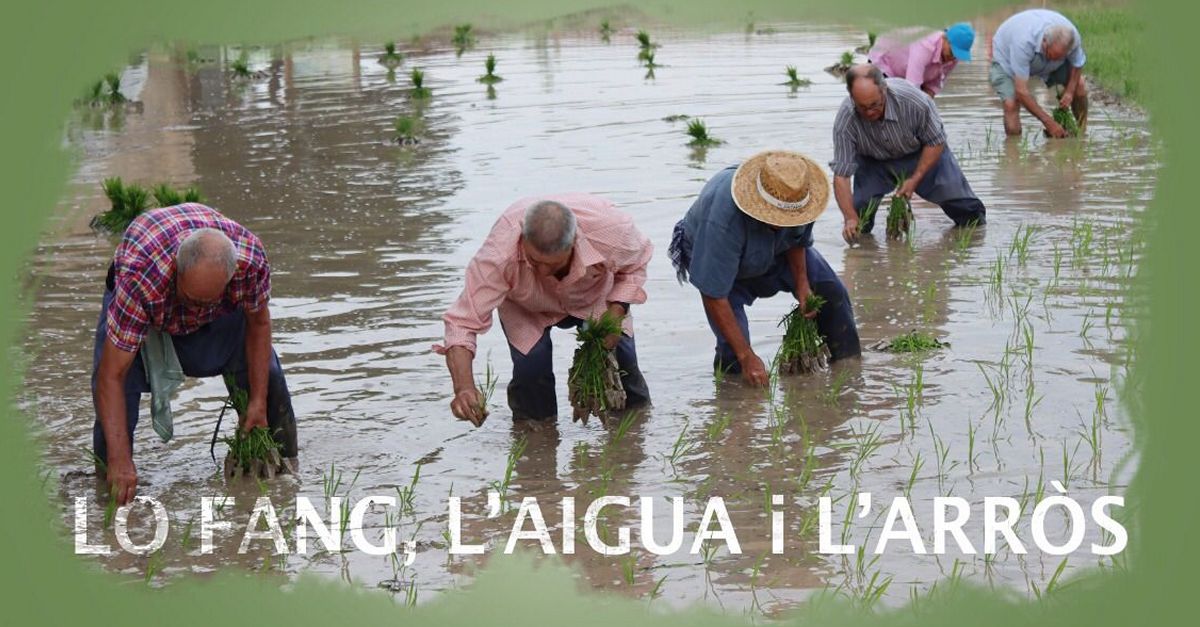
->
[989, 61, 1071, 101]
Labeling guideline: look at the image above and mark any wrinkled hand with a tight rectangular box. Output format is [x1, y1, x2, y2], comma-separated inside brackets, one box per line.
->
[896, 178, 918, 200]
[842, 216, 860, 245]
[1059, 91, 1074, 109]
[106, 455, 138, 506]
[451, 388, 486, 427]
[739, 352, 769, 387]
[242, 398, 269, 431]
[1044, 119, 1068, 138]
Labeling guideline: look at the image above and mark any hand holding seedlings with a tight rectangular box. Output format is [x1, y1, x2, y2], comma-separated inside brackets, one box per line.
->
[451, 387, 485, 426]
[568, 311, 627, 424]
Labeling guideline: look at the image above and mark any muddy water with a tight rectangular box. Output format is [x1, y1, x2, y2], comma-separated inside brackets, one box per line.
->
[23, 22, 1153, 614]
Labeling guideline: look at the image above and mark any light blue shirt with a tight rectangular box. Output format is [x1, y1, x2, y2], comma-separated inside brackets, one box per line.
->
[992, 9, 1086, 81]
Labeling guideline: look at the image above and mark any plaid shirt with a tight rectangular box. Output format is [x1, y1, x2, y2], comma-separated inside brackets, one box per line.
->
[105, 204, 271, 353]
[435, 193, 653, 356]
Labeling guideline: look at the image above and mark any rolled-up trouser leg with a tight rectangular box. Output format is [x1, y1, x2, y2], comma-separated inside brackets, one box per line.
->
[91, 289, 149, 465]
[506, 325, 557, 420]
[175, 308, 299, 458]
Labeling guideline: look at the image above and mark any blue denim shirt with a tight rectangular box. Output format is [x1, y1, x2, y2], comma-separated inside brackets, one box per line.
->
[680, 166, 813, 299]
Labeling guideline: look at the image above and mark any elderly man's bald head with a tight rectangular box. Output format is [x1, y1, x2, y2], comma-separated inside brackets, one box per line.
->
[176, 228, 237, 306]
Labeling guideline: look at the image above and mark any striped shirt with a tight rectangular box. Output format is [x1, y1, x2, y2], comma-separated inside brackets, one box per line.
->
[435, 193, 653, 356]
[829, 78, 947, 178]
[106, 204, 271, 353]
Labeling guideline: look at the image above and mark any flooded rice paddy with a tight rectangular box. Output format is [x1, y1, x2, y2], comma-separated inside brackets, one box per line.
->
[22, 19, 1154, 615]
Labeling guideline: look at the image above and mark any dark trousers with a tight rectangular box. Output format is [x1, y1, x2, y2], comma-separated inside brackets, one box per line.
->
[506, 317, 651, 420]
[91, 289, 299, 463]
[706, 247, 861, 373]
[853, 147, 985, 230]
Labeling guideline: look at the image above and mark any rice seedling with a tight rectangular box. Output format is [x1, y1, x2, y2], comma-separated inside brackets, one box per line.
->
[856, 31, 878, 53]
[220, 373, 284, 479]
[488, 436, 527, 504]
[144, 548, 165, 583]
[685, 119, 723, 147]
[477, 53, 503, 84]
[230, 50, 252, 79]
[635, 30, 655, 51]
[393, 115, 422, 145]
[395, 464, 421, 516]
[783, 66, 812, 88]
[877, 331, 947, 353]
[379, 41, 404, 67]
[151, 183, 203, 207]
[821, 367, 852, 406]
[1051, 106, 1080, 137]
[664, 421, 699, 469]
[857, 196, 880, 236]
[885, 173, 914, 240]
[777, 294, 829, 374]
[642, 50, 660, 69]
[904, 451, 924, 498]
[452, 24, 475, 52]
[409, 68, 432, 99]
[90, 177, 152, 233]
[705, 411, 733, 442]
[472, 354, 497, 419]
[567, 312, 626, 423]
[599, 20, 613, 41]
[104, 72, 126, 104]
[825, 51, 855, 76]
[621, 552, 637, 585]
[1008, 224, 1040, 265]
[952, 219, 979, 255]
[848, 422, 884, 479]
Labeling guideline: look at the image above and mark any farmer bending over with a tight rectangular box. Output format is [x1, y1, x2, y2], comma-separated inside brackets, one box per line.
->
[669, 150, 862, 387]
[990, 8, 1088, 137]
[436, 195, 652, 425]
[833, 64, 986, 243]
[867, 22, 976, 98]
[92, 204, 298, 505]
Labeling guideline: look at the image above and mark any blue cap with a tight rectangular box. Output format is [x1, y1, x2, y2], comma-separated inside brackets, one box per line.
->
[945, 22, 975, 61]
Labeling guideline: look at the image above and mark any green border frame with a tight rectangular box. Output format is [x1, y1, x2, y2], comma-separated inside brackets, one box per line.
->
[1, 0, 1185, 623]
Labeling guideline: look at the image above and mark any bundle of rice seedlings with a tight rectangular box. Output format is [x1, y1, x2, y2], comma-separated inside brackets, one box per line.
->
[1051, 106, 1080, 137]
[410, 68, 432, 99]
[220, 373, 284, 479]
[151, 183, 203, 207]
[90, 177, 151, 233]
[825, 51, 855, 77]
[105, 73, 126, 104]
[872, 330, 948, 353]
[783, 66, 812, 88]
[394, 115, 422, 145]
[568, 312, 626, 424]
[379, 41, 404, 67]
[635, 30, 658, 61]
[686, 119, 723, 147]
[452, 24, 475, 52]
[477, 54, 503, 84]
[885, 173, 914, 240]
[777, 294, 830, 374]
[230, 50, 252, 78]
[855, 31, 877, 54]
[600, 20, 613, 41]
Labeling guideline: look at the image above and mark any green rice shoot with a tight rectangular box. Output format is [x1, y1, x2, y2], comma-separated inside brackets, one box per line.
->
[410, 68, 431, 98]
[91, 179, 205, 233]
[784, 66, 811, 88]
[1052, 106, 1080, 137]
[230, 50, 251, 78]
[568, 312, 626, 423]
[686, 119, 723, 147]
[380, 41, 403, 67]
[104, 73, 125, 104]
[858, 196, 881, 235]
[478, 54, 502, 83]
[452, 24, 475, 51]
[394, 115, 422, 143]
[840, 50, 855, 66]
[221, 372, 283, 478]
[777, 293, 830, 374]
[885, 172, 914, 240]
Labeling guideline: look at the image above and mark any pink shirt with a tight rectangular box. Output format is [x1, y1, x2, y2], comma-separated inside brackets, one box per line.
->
[869, 30, 957, 96]
[436, 193, 653, 356]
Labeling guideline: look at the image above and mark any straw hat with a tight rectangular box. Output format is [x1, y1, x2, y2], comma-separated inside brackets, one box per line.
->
[731, 150, 830, 227]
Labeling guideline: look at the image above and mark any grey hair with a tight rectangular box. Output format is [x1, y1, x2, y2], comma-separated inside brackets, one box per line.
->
[846, 64, 886, 93]
[522, 200, 577, 255]
[1043, 25, 1075, 49]
[177, 228, 237, 280]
